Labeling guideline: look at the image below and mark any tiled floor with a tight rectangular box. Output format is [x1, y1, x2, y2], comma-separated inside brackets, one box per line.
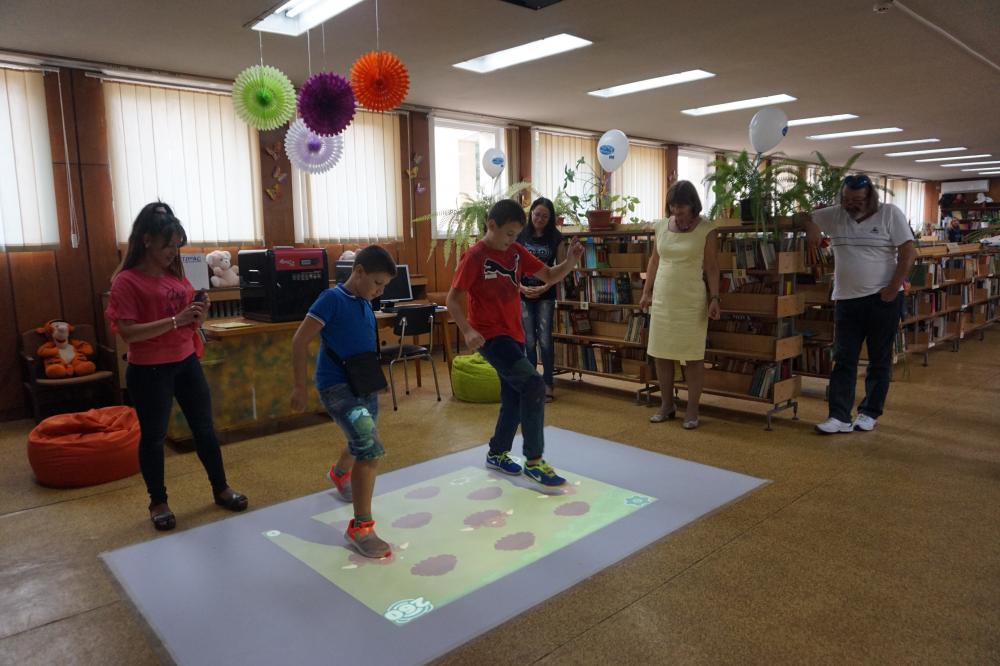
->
[1, 335, 998, 665]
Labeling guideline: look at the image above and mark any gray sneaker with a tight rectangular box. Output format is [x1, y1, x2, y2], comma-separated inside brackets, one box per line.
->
[345, 520, 391, 559]
[328, 467, 352, 502]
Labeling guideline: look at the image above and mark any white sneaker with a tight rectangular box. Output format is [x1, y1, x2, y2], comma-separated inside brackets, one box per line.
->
[815, 417, 853, 435]
[853, 414, 877, 432]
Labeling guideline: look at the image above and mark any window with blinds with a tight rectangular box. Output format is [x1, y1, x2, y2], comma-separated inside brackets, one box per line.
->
[103, 81, 263, 244]
[610, 143, 666, 222]
[430, 117, 507, 239]
[906, 180, 926, 232]
[0, 68, 60, 249]
[677, 149, 717, 217]
[293, 110, 403, 242]
[532, 129, 598, 203]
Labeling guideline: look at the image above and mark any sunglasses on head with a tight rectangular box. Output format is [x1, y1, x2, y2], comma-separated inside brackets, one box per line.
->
[842, 175, 872, 190]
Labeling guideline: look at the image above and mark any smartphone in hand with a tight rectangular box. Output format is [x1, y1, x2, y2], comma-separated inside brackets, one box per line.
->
[194, 290, 206, 303]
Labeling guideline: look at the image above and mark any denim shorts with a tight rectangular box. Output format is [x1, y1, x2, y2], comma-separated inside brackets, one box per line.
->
[318, 383, 385, 461]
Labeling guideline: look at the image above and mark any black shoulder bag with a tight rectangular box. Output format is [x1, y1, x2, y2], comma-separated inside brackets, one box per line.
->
[324, 343, 388, 397]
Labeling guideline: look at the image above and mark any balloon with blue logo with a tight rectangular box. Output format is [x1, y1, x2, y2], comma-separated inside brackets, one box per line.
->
[482, 148, 506, 179]
[597, 129, 630, 173]
[749, 107, 788, 155]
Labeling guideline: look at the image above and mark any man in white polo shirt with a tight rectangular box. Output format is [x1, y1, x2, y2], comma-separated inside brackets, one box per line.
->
[802, 175, 918, 435]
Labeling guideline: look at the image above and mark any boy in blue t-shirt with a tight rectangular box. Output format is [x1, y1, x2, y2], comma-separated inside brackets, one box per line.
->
[291, 245, 397, 558]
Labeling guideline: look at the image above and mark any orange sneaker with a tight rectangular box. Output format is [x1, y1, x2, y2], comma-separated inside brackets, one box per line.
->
[345, 519, 391, 559]
[328, 466, 352, 502]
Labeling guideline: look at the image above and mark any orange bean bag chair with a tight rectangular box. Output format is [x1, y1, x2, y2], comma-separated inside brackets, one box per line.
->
[28, 406, 140, 488]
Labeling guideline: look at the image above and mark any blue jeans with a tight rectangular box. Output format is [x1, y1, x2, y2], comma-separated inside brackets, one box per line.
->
[829, 292, 903, 422]
[318, 383, 384, 461]
[479, 336, 546, 461]
[126, 354, 228, 506]
[521, 298, 556, 387]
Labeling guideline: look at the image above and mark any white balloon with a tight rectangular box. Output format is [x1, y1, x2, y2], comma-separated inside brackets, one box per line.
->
[749, 107, 788, 154]
[597, 129, 630, 172]
[482, 148, 506, 179]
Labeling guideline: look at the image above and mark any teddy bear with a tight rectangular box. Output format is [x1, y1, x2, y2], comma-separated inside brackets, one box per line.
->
[36, 319, 96, 379]
[206, 250, 240, 288]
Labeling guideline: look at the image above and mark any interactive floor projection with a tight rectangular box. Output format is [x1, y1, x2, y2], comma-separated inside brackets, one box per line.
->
[103, 428, 767, 666]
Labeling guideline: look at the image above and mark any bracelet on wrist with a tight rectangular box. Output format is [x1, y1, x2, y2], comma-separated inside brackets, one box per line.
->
[710, 295, 720, 302]
[171, 316, 177, 330]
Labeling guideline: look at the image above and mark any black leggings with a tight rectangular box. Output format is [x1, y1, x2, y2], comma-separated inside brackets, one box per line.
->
[126, 354, 228, 506]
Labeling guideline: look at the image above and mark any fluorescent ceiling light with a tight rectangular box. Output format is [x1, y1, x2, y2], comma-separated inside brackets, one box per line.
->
[852, 138, 939, 148]
[961, 168, 1000, 172]
[886, 147, 966, 157]
[914, 154, 990, 162]
[588, 69, 715, 98]
[253, 0, 365, 36]
[786, 114, 857, 127]
[946, 160, 1000, 167]
[975, 170, 1000, 175]
[681, 94, 796, 116]
[807, 127, 902, 140]
[453, 34, 592, 73]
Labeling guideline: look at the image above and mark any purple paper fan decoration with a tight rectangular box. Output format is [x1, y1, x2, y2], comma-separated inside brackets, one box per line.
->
[285, 118, 343, 174]
[297, 72, 357, 137]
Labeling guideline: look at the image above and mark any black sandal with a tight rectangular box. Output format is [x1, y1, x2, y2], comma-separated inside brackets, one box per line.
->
[214, 489, 249, 512]
[149, 505, 176, 531]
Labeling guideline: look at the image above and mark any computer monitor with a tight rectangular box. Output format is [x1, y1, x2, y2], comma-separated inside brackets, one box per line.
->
[379, 264, 413, 305]
[334, 261, 354, 285]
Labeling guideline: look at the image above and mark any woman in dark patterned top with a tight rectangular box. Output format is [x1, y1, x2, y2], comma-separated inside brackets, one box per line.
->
[517, 197, 566, 402]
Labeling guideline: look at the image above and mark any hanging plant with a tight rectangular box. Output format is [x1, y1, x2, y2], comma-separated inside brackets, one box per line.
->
[232, 65, 296, 131]
[298, 72, 356, 137]
[285, 118, 344, 174]
[350, 51, 410, 112]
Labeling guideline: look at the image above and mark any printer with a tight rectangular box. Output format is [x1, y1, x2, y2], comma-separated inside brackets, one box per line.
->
[239, 248, 329, 322]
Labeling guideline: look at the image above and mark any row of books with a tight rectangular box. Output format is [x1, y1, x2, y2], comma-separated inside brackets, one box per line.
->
[794, 345, 834, 376]
[557, 272, 641, 303]
[707, 315, 793, 337]
[554, 342, 623, 374]
[624, 312, 649, 343]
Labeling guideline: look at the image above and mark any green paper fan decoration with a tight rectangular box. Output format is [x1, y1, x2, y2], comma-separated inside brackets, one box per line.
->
[232, 65, 296, 130]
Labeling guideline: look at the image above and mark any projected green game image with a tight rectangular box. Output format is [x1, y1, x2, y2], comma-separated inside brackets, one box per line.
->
[263, 466, 655, 626]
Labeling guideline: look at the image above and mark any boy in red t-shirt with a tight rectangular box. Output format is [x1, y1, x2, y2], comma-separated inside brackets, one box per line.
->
[447, 199, 584, 486]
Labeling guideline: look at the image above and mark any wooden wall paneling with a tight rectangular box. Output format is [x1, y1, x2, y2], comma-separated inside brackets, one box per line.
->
[80, 166, 119, 324]
[925, 181, 941, 224]
[70, 70, 108, 166]
[408, 113, 434, 287]
[988, 178, 1000, 202]
[396, 116, 417, 273]
[518, 125, 532, 185]
[8, 252, 64, 332]
[51, 165, 95, 327]
[260, 126, 294, 247]
[0, 251, 24, 418]
[665, 145, 679, 190]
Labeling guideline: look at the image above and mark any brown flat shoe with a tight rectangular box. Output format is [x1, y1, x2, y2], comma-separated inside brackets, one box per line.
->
[214, 488, 249, 512]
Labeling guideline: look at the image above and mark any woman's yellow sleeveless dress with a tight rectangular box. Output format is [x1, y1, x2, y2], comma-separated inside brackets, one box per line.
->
[646, 217, 715, 362]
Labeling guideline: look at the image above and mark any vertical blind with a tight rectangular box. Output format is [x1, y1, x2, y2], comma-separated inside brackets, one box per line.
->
[906, 180, 926, 232]
[103, 81, 262, 243]
[0, 68, 60, 249]
[532, 129, 598, 203]
[294, 110, 403, 242]
[610, 143, 666, 222]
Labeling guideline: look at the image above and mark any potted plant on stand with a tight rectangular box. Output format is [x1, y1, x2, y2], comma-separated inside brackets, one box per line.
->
[561, 157, 640, 230]
[414, 182, 535, 265]
[804, 151, 862, 209]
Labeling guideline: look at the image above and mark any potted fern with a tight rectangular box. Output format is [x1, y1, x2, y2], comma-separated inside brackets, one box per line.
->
[561, 157, 640, 229]
[415, 181, 534, 265]
[805, 151, 862, 209]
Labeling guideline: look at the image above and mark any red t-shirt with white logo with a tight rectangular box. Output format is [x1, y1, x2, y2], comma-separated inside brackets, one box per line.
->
[451, 240, 545, 343]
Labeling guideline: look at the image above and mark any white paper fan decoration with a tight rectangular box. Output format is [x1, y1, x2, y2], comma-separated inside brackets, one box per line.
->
[285, 118, 343, 174]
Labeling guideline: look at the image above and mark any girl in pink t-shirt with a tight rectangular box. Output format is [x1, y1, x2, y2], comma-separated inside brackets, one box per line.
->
[106, 202, 247, 531]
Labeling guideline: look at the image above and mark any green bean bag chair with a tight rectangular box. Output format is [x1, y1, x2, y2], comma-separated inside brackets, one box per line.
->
[451, 353, 501, 403]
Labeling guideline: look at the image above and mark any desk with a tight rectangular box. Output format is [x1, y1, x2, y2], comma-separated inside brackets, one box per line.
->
[166, 307, 453, 441]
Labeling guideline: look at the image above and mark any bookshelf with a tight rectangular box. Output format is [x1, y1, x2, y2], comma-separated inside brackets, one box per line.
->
[902, 243, 1000, 365]
[936, 203, 1000, 241]
[687, 222, 805, 429]
[552, 226, 655, 392]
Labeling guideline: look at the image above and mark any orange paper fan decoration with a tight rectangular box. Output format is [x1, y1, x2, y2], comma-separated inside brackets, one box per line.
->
[350, 51, 410, 112]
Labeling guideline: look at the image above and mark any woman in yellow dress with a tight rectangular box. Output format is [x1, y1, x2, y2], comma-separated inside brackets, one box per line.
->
[639, 181, 721, 429]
